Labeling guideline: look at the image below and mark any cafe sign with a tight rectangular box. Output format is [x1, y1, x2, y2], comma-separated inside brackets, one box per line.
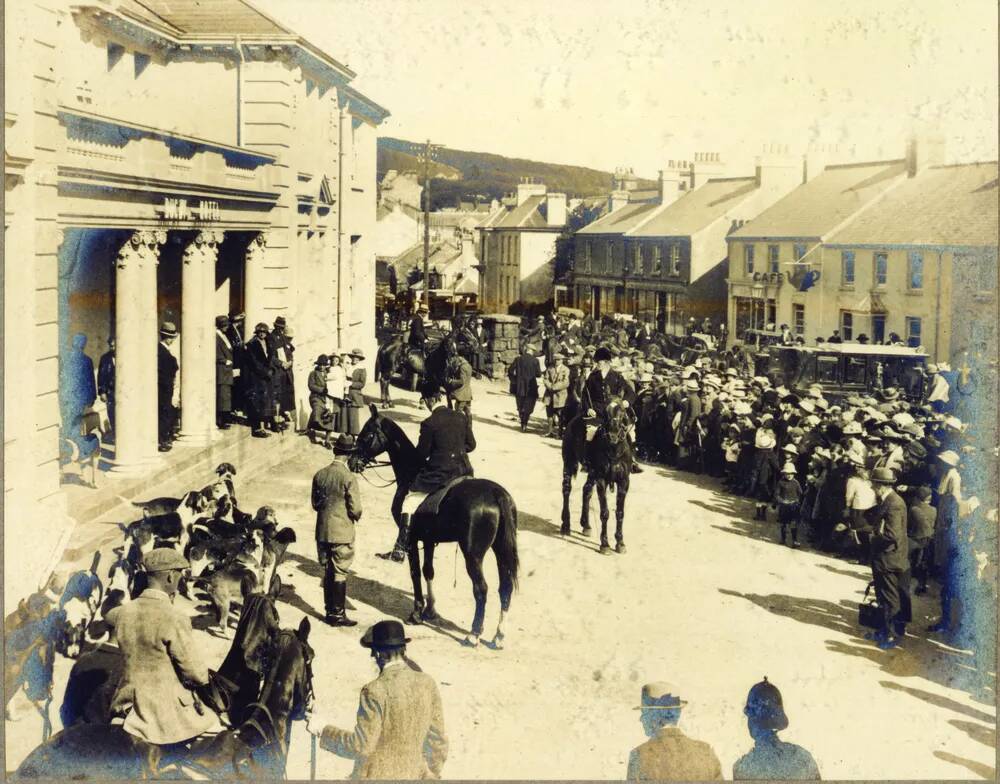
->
[751, 271, 783, 286]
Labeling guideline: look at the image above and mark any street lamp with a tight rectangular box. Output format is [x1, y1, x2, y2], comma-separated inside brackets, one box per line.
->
[751, 283, 765, 331]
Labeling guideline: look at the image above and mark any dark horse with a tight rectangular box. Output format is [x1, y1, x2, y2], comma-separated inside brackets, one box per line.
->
[59, 576, 282, 731]
[15, 616, 313, 780]
[560, 399, 633, 554]
[376, 331, 460, 400]
[374, 333, 405, 406]
[350, 404, 519, 648]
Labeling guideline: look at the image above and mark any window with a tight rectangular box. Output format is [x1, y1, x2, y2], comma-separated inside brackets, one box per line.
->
[651, 245, 662, 275]
[669, 244, 681, 276]
[633, 244, 643, 275]
[840, 310, 854, 340]
[874, 252, 888, 286]
[603, 243, 611, 273]
[872, 314, 886, 344]
[582, 240, 592, 273]
[766, 300, 777, 326]
[908, 251, 923, 290]
[744, 244, 755, 275]
[793, 243, 808, 262]
[792, 303, 805, 335]
[815, 355, 838, 383]
[845, 357, 867, 385]
[768, 245, 780, 274]
[905, 317, 922, 347]
[841, 251, 855, 286]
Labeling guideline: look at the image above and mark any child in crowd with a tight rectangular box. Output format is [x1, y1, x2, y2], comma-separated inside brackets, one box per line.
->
[774, 462, 803, 546]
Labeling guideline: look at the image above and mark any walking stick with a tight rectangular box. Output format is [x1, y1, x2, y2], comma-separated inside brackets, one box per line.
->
[310, 730, 317, 780]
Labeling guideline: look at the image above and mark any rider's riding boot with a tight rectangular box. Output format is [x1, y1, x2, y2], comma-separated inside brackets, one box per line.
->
[322, 571, 337, 619]
[327, 581, 357, 627]
[376, 514, 410, 563]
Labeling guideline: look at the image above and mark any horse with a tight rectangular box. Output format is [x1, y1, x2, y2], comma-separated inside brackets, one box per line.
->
[559, 398, 634, 554]
[16, 616, 313, 780]
[375, 333, 405, 407]
[58, 576, 282, 731]
[350, 404, 519, 648]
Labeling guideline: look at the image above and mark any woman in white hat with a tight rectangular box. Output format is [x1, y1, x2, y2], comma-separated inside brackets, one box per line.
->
[749, 424, 779, 521]
[325, 353, 346, 433]
[843, 457, 876, 560]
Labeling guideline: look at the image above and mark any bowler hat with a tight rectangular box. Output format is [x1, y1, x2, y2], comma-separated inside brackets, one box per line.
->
[635, 682, 687, 710]
[333, 433, 356, 454]
[744, 677, 788, 731]
[143, 547, 188, 573]
[230, 312, 246, 322]
[316, 354, 331, 367]
[871, 467, 897, 484]
[274, 316, 287, 328]
[159, 322, 178, 337]
[594, 347, 613, 362]
[361, 619, 411, 649]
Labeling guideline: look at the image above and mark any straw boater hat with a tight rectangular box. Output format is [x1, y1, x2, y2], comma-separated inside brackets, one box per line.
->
[871, 467, 897, 484]
[635, 682, 688, 710]
[937, 450, 960, 467]
[160, 321, 178, 338]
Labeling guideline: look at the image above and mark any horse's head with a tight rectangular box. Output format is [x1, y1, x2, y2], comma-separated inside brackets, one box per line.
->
[601, 398, 631, 447]
[350, 405, 388, 472]
[232, 581, 282, 677]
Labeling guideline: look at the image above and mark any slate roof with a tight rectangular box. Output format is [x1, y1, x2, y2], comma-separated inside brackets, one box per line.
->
[489, 195, 554, 230]
[631, 177, 758, 237]
[576, 201, 661, 235]
[119, 0, 292, 37]
[826, 162, 999, 248]
[730, 160, 907, 240]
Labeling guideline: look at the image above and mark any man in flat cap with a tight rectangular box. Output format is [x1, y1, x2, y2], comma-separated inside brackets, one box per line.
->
[310, 619, 448, 779]
[733, 677, 820, 780]
[868, 467, 911, 648]
[105, 548, 218, 746]
[626, 682, 721, 781]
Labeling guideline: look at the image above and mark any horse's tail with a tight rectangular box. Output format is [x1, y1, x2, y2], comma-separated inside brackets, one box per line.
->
[492, 486, 519, 592]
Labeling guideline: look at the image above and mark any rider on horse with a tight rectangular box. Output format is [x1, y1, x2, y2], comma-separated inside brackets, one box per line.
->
[376, 383, 477, 563]
[408, 305, 428, 353]
[104, 548, 221, 747]
[581, 346, 643, 474]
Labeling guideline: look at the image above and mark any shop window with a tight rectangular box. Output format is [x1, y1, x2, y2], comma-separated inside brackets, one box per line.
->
[792, 303, 805, 335]
[874, 252, 888, 287]
[840, 310, 853, 340]
[768, 245, 780, 274]
[841, 251, 855, 286]
[908, 251, 923, 290]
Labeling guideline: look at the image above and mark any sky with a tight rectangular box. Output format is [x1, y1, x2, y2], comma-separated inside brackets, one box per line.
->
[256, 0, 998, 177]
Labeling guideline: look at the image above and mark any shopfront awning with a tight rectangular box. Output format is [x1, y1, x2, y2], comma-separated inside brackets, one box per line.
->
[847, 292, 888, 314]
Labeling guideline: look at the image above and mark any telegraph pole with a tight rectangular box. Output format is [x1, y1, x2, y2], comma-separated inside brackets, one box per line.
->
[418, 139, 442, 312]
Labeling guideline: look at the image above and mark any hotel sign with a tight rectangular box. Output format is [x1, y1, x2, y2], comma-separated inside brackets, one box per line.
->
[157, 198, 221, 222]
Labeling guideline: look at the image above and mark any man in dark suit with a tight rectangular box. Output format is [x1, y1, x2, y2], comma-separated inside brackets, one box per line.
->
[312, 434, 362, 626]
[215, 316, 234, 430]
[868, 467, 911, 649]
[310, 620, 448, 778]
[377, 384, 476, 563]
[157, 323, 179, 452]
[269, 316, 294, 428]
[627, 682, 722, 781]
[507, 344, 541, 432]
[408, 306, 428, 351]
[97, 335, 116, 436]
[582, 346, 641, 471]
[244, 322, 274, 438]
[226, 312, 247, 416]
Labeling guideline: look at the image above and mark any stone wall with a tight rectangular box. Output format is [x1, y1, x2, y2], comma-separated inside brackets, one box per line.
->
[482, 314, 522, 380]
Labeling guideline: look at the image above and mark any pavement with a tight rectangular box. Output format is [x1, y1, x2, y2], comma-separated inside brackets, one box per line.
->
[5, 377, 997, 779]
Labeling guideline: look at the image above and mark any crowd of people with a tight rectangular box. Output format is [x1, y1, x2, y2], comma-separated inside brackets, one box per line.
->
[493, 311, 996, 656]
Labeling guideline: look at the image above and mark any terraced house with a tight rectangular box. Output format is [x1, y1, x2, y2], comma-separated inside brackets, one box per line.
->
[569, 151, 803, 331]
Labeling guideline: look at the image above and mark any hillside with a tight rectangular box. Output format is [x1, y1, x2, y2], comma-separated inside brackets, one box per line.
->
[377, 137, 655, 210]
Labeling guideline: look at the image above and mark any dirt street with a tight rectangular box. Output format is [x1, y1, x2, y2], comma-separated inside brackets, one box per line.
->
[6, 377, 996, 779]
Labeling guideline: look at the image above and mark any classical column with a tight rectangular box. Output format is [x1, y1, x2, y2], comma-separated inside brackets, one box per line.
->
[110, 230, 165, 474]
[177, 230, 224, 446]
[243, 232, 268, 337]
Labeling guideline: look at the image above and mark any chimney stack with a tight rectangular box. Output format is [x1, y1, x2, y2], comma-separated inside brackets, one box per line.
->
[658, 159, 690, 206]
[905, 135, 946, 178]
[754, 143, 801, 196]
[545, 192, 567, 227]
[516, 176, 547, 205]
[608, 191, 629, 213]
[691, 152, 725, 189]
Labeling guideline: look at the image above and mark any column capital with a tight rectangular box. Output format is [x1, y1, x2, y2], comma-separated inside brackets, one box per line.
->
[194, 229, 225, 248]
[116, 230, 166, 269]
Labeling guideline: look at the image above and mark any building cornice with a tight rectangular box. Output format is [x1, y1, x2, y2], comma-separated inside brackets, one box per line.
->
[824, 241, 997, 252]
[58, 166, 281, 203]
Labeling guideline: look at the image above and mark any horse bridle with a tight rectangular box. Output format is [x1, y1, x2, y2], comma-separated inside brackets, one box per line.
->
[352, 424, 397, 487]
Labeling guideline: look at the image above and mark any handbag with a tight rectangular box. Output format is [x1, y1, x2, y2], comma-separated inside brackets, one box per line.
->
[858, 581, 881, 629]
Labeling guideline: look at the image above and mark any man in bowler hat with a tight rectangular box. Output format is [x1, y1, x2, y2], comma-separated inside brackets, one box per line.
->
[626, 682, 722, 781]
[868, 466, 911, 649]
[310, 619, 448, 779]
[732, 677, 820, 780]
[311, 434, 362, 626]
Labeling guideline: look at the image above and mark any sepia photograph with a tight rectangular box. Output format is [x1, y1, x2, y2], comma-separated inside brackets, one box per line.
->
[3, 0, 998, 779]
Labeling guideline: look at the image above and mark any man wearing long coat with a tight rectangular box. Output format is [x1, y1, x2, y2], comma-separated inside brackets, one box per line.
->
[508, 346, 542, 432]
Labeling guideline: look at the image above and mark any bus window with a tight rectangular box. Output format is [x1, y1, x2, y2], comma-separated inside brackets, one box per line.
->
[845, 356, 867, 385]
[815, 354, 838, 383]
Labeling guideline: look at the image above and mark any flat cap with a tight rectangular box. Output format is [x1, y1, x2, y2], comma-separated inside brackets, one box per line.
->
[143, 547, 188, 573]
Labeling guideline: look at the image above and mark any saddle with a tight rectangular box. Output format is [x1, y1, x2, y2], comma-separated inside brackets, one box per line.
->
[415, 476, 469, 517]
